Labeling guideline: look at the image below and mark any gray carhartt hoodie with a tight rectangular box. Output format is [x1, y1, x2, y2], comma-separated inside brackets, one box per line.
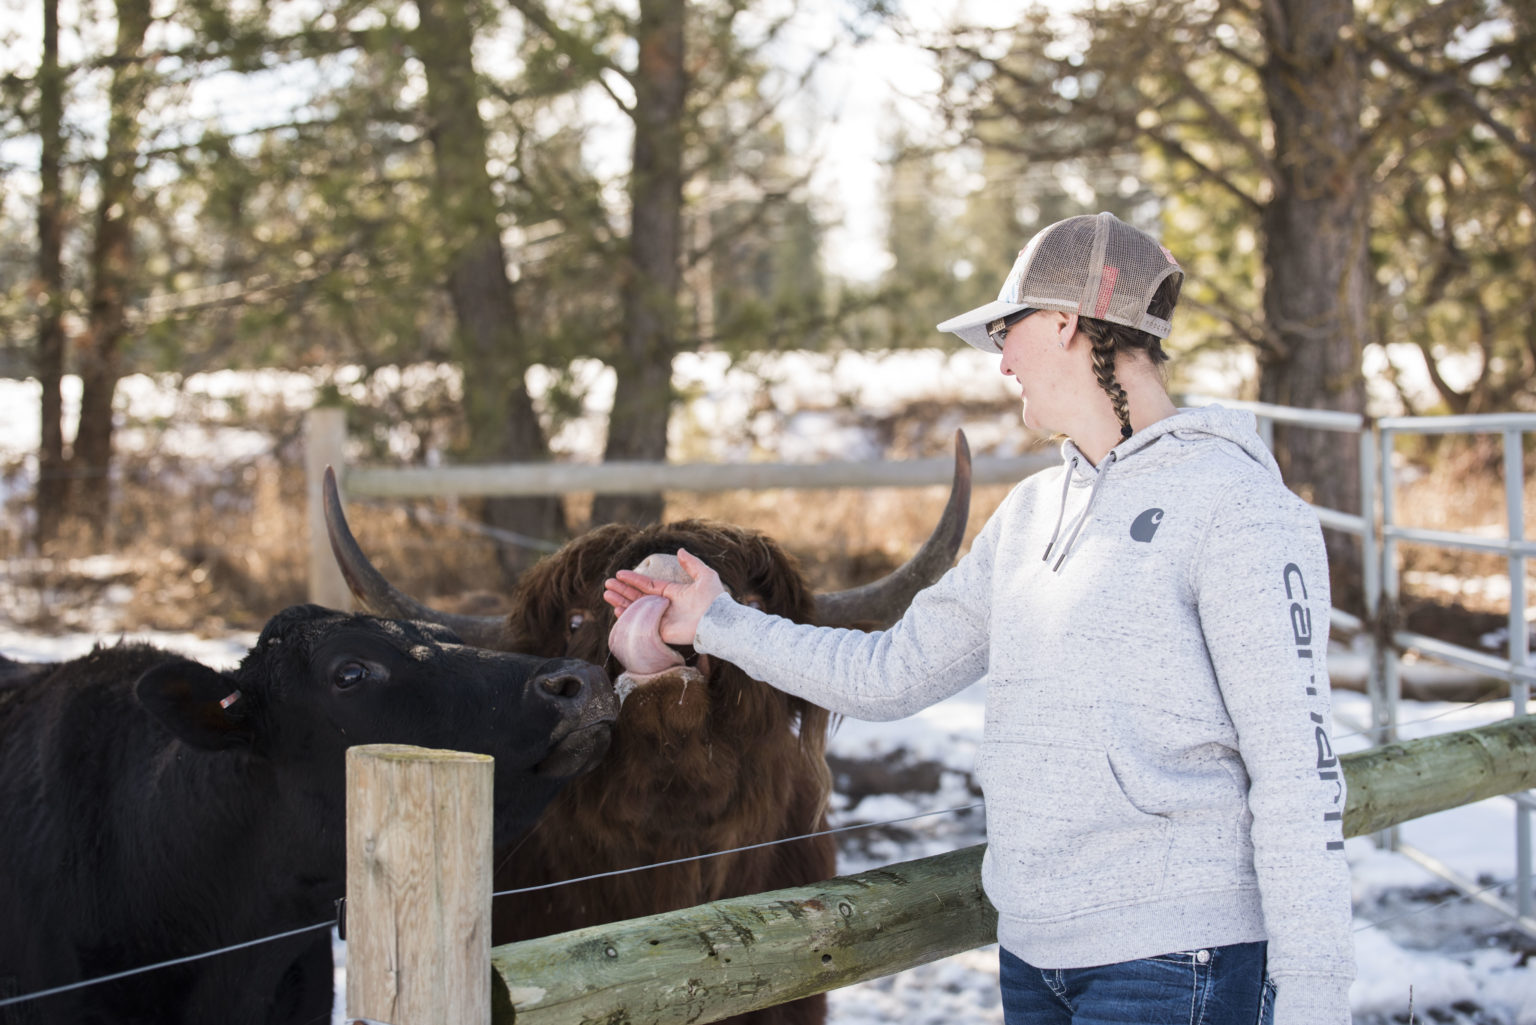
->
[696, 406, 1355, 1025]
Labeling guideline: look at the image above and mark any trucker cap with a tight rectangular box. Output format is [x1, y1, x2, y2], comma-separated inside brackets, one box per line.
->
[937, 211, 1184, 353]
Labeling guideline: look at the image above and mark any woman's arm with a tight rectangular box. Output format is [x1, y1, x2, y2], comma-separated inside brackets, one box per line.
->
[605, 516, 1005, 721]
[1195, 485, 1354, 1025]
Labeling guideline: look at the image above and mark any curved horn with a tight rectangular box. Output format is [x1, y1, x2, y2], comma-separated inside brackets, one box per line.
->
[813, 429, 972, 629]
[322, 466, 514, 649]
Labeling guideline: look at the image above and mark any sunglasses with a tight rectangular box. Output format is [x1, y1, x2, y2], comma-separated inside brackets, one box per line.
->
[986, 308, 1039, 350]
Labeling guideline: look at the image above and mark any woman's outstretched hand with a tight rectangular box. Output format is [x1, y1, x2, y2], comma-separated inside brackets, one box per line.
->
[603, 548, 726, 647]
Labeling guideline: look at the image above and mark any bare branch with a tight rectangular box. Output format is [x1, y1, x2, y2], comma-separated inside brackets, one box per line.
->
[682, 162, 818, 273]
[1139, 123, 1266, 213]
[1377, 346, 1429, 417]
[1360, 25, 1536, 169]
[1412, 335, 1471, 414]
[1183, 289, 1286, 358]
[1164, 64, 1278, 183]
[683, 44, 829, 181]
[1206, 34, 1264, 73]
[504, 0, 633, 115]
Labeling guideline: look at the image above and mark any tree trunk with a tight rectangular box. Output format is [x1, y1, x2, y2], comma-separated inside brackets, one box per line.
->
[34, 0, 68, 549]
[70, 0, 152, 547]
[415, 0, 566, 578]
[590, 0, 687, 528]
[1257, 0, 1370, 601]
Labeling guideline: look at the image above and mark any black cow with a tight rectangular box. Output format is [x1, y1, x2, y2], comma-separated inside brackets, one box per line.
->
[0, 603, 617, 1025]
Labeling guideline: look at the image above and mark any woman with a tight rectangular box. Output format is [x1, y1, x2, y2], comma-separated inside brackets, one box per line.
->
[604, 211, 1354, 1025]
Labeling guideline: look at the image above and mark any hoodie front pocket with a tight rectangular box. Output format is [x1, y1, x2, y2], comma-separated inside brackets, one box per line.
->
[978, 735, 1172, 921]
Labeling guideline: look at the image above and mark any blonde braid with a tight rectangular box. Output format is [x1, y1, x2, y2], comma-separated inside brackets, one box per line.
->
[1088, 328, 1134, 440]
[1075, 271, 1182, 444]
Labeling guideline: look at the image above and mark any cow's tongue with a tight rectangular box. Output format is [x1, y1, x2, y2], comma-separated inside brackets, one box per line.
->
[608, 594, 685, 676]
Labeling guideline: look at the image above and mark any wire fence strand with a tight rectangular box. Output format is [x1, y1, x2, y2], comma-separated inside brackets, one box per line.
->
[0, 801, 985, 1011]
[0, 920, 334, 1010]
[492, 801, 986, 898]
[1332, 690, 1519, 746]
[1353, 878, 1515, 934]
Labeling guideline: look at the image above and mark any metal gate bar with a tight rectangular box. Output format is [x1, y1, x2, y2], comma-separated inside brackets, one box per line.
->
[1376, 414, 1533, 923]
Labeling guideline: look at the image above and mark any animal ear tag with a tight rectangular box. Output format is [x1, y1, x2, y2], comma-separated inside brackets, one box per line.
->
[135, 658, 255, 751]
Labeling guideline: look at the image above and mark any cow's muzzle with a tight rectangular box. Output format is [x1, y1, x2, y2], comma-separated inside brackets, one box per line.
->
[532, 661, 618, 778]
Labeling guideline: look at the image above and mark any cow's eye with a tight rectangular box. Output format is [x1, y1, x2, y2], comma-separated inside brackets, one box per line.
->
[334, 661, 371, 689]
[568, 611, 587, 633]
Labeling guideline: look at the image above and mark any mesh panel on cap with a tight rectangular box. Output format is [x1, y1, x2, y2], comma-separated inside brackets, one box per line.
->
[998, 212, 1181, 339]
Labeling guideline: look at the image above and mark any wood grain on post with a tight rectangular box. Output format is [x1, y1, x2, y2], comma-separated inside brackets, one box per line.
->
[346, 744, 494, 1025]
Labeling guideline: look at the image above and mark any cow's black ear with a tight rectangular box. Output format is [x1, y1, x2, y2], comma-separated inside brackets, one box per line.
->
[135, 659, 254, 750]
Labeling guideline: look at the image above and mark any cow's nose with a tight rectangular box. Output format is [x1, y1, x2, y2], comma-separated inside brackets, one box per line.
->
[532, 661, 614, 710]
[540, 671, 584, 699]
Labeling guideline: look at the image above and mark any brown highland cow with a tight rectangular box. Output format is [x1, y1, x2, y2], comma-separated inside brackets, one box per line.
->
[321, 433, 971, 1025]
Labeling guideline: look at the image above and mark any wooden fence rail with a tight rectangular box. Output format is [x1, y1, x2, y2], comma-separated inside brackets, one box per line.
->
[308, 407, 1056, 499]
[346, 716, 1536, 1025]
[304, 406, 1057, 609]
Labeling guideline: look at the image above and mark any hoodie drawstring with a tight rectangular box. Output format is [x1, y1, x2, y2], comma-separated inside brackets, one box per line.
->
[1046, 451, 1118, 573]
[1041, 456, 1079, 565]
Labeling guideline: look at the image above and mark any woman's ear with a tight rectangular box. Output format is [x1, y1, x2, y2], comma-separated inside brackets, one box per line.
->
[1058, 313, 1079, 348]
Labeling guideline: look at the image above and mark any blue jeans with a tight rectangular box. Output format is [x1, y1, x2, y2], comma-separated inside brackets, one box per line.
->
[999, 943, 1275, 1025]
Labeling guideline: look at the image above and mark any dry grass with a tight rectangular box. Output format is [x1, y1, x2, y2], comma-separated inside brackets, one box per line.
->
[1383, 435, 1535, 650]
[1394, 437, 1534, 589]
[0, 447, 506, 634]
[0, 444, 1016, 637]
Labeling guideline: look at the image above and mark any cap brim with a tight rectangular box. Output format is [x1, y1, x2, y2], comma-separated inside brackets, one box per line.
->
[936, 299, 1029, 353]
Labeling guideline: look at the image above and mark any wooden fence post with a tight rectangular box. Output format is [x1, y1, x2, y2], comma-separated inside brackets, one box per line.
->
[346, 744, 494, 1025]
[305, 406, 352, 610]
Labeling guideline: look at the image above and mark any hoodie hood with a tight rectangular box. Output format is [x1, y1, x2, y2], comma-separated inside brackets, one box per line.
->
[1065, 404, 1280, 479]
[1045, 404, 1278, 571]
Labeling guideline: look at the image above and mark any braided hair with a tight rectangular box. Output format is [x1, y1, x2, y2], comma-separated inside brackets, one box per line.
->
[1076, 273, 1182, 441]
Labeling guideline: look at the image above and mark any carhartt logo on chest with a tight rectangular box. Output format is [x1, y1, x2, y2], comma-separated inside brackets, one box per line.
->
[1130, 508, 1164, 542]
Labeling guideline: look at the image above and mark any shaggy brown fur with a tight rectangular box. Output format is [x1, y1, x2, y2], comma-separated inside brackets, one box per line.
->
[490, 519, 836, 1025]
